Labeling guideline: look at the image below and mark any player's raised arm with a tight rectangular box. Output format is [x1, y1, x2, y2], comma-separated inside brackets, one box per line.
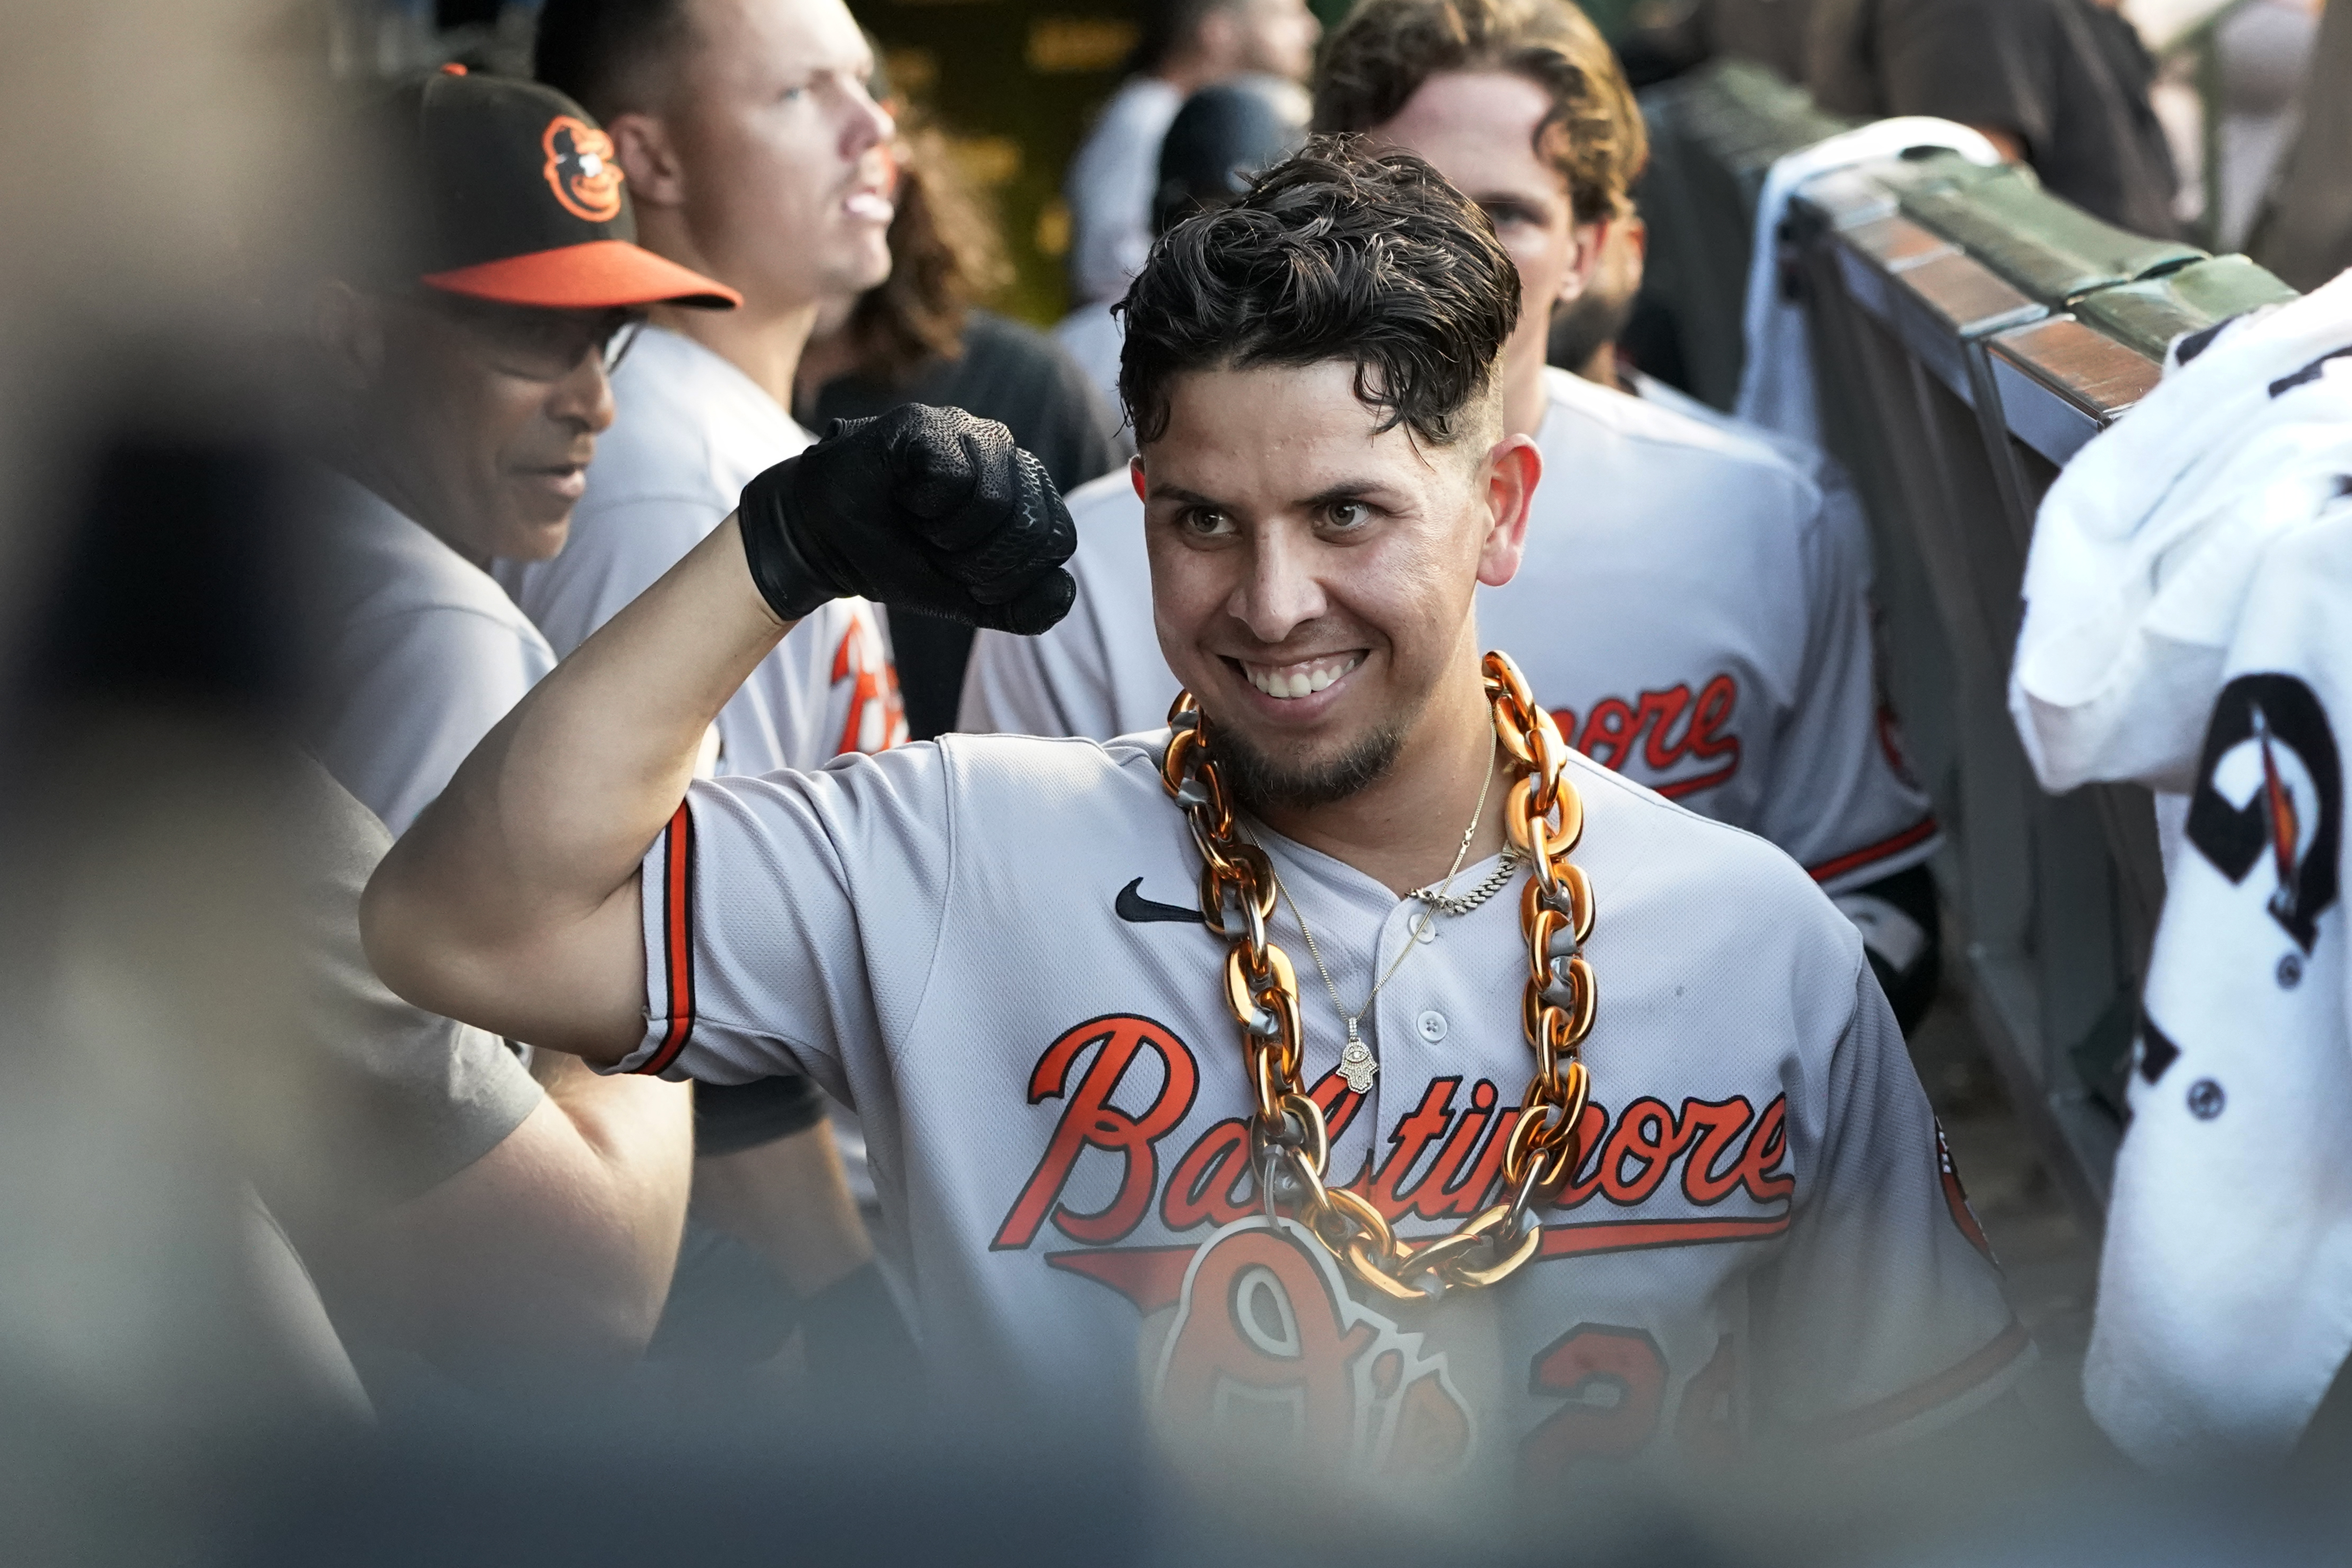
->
[361, 405, 1076, 1060]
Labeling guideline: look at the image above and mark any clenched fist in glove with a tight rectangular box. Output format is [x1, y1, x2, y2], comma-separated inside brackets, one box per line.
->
[737, 404, 1078, 634]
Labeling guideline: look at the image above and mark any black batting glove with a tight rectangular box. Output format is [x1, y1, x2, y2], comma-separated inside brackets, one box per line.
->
[736, 404, 1078, 634]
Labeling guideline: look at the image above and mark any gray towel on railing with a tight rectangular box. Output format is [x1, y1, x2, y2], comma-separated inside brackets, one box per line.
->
[1732, 118, 2001, 448]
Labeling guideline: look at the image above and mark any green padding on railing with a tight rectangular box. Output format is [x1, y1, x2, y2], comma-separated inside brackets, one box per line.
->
[1898, 163, 2205, 305]
[2071, 255, 2301, 361]
[1671, 59, 1852, 176]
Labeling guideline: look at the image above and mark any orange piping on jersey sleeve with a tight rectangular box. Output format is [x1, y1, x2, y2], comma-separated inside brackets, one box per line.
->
[636, 800, 696, 1076]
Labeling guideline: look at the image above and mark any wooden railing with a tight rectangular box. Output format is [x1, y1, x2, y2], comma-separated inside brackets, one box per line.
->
[1639, 60, 2298, 1221]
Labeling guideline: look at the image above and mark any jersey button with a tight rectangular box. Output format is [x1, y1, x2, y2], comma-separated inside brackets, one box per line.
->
[1417, 1009, 1448, 1043]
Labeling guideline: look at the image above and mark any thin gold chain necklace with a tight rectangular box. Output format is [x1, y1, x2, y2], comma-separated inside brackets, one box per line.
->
[1247, 732, 1501, 1094]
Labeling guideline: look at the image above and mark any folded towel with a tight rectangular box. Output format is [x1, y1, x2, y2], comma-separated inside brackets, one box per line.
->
[1734, 119, 2001, 448]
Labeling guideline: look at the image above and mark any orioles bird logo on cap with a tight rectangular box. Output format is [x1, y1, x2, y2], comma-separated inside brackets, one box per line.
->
[542, 115, 624, 223]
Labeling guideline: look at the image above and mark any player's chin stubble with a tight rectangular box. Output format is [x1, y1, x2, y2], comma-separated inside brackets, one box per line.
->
[1214, 721, 1406, 812]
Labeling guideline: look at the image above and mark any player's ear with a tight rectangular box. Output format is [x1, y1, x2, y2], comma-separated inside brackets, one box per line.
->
[1474, 433, 1541, 590]
[1129, 455, 1148, 503]
[607, 112, 685, 210]
[1554, 217, 1613, 308]
[310, 280, 386, 393]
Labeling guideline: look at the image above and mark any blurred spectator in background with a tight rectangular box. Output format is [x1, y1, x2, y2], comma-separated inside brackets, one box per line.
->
[2189, 0, 2320, 252]
[292, 66, 716, 1396]
[525, 0, 918, 1385]
[2250, 0, 2352, 290]
[1615, 0, 1811, 89]
[1807, 0, 2181, 236]
[797, 116, 1124, 739]
[1547, 202, 1649, 386]
[1055, 73, 1311, 416]
[1062, 0, 1321, 307]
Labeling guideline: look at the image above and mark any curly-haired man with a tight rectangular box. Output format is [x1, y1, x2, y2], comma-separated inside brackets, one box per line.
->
[967, 0, 1950, 1031]
[367, 144, 2023, 1490]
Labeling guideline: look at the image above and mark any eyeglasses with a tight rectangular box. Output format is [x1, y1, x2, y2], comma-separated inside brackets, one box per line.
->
[405, 293, 646, 381]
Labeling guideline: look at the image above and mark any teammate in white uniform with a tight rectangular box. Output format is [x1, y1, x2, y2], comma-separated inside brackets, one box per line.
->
[964, 0, 1943, 1024]
[1559, 210, 1945, 1012]
[301, 67, 740, 833]
[514, 0, 907, 780]
[371, 146, 2023, 1489]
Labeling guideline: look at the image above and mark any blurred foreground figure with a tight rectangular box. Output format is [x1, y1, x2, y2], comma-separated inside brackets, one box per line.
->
[528, 0, 920, 1383]
[798, 118, 1124, 738]
[1055, 73, 1312, 416]
[1063, 0, 1321, 306]
[367, 143, 2024, 1504]
[2010, 277, 2352, 1468]
[970, 0, 1948, 1032]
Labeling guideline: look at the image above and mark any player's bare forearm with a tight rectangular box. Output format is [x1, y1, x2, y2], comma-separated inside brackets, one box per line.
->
[364, 514, 792, 1060]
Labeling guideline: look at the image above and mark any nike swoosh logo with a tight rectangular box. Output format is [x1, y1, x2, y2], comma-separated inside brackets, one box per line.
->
[1116, 878, 1204, 925]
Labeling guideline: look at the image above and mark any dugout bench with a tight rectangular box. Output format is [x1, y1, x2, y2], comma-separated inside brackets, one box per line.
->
[1639, 61, 2298, 1224]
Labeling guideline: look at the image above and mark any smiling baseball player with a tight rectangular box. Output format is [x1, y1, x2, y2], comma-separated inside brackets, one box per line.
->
[962, 0, 1944, 1028]
[367, 145, 2023, 1493]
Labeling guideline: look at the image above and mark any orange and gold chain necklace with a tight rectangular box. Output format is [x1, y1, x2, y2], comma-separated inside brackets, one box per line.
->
[1159, 651, 1598, 1304]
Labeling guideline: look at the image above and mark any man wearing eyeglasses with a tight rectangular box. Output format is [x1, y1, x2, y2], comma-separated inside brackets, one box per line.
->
[303, 66, 739, 836]
[293, 67, 736, 1396]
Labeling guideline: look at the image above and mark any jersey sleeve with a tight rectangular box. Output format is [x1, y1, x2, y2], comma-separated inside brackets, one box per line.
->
[320, 606, 553, 837]
[1752, 474, 1942, 894]
[611, 745, 955, 1098]
[1750, 962, 2029, 1447]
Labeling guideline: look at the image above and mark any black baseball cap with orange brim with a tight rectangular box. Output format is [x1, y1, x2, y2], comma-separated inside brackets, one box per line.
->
[369, 66, 739, 313]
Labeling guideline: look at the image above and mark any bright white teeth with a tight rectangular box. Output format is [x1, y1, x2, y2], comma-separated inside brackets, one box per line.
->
[846, 193, 894, 222]
[1246, 655, 1362, 700]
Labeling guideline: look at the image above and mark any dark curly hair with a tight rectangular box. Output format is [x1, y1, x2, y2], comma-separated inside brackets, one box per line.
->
[1115, 138, 1520, 449]
[1313, 0, 1645, 226]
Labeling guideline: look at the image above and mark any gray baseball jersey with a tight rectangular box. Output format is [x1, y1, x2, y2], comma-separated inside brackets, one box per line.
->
[611, 728, 2022, 1475]
[305, 468, 558, 837]
[960, 368, 1938, 895]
